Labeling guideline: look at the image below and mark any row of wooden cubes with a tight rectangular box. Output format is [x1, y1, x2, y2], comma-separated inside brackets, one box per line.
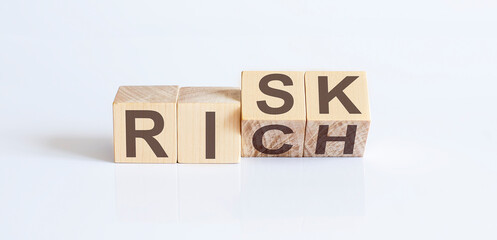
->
[113, 71, 370, 163]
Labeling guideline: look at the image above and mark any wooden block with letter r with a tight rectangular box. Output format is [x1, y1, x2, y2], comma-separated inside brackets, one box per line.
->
[113, 86, 179, 163]
[241, 71, 306, 157]
[304, 71, 371, 157]
[177, 87, 241, 163]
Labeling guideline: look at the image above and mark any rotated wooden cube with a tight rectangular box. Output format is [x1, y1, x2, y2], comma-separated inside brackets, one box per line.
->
[241, 71, 306, 157]
[303, 71, 370, 157]
[113, 86, 179, 163]
[177, 87, 241, 163]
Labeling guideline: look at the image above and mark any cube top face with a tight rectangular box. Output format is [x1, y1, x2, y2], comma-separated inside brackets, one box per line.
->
[305, 71, 370, 121]
[114, 85, 179, 104]
[178, 87, 240, 104]
[241, 71, 306, 121]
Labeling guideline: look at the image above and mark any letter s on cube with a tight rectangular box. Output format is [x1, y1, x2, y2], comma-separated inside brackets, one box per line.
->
[241, 71, 307, 157]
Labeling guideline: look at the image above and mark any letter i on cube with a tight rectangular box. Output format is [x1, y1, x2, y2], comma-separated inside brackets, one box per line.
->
[177, 87, 241, 163]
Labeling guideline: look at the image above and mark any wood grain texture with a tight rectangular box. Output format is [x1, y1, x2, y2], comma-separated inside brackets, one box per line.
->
[304, 120, 370, 157]
[113, 85, 179, 163]
[241, 120, 305, 157]
[114, 85, 180, 103]
[177, 87, 241, 163]
[241, 71, 306, 157]
[303, 71, 370, 157]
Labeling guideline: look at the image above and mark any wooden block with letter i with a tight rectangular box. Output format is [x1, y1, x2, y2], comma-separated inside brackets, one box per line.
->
[303, 71, 371, 157]
[177, 87, 241, 163]
[241, 71, 306, 157]
[113, 86, 179, 163]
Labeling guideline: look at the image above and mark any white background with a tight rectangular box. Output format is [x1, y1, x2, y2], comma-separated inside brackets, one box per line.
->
[1, 0, 496, 239]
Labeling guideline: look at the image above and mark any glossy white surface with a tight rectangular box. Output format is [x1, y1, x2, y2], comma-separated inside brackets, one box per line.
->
[1, 0, 496, 239]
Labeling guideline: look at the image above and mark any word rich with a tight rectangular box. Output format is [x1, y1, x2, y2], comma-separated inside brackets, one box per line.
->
[113, 71, 370, 164]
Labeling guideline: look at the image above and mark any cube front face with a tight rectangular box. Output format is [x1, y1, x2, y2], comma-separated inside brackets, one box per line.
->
[113, 86, 179, 163]
[304, 120, 370, 157]
[241, 120, 305, 157]
[113, 102, 177, 163]
[177, 88, 241, 163]
[304, 71, 371, 157]
[241, 71, 306, 157]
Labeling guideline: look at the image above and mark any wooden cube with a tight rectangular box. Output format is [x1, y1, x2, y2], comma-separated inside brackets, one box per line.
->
[241, 71, 306, 157]
[113, 86, 179, 163]
[177, 87, 241, 163]
[303, 71, 370, 157]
